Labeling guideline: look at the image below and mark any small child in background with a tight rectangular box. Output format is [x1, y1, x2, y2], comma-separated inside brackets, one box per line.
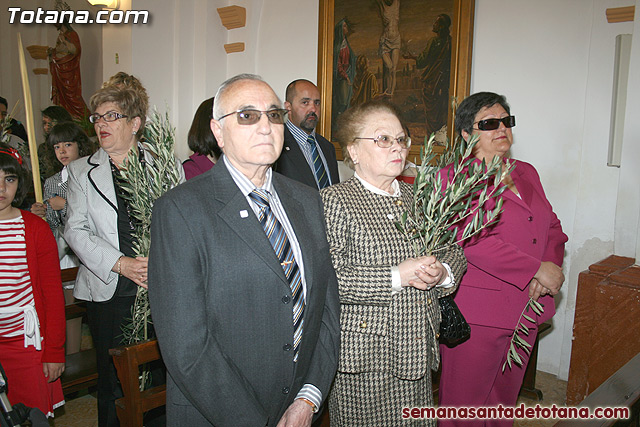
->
[31, 122, 95, 356]
[0, 145, 66, 417]
[31, 122, 95, 269]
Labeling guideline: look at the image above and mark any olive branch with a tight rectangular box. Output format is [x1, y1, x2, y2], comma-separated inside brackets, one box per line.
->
[395, 133, 511, 256]
[114, 108, 182, 388]
[115, 108, 183, 345]
[503, 298, 544, 372]
[0, 102, 20, 143]
[395, 134, 540, 370]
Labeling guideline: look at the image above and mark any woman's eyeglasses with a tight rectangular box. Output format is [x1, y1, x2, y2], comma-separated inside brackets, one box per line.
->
[354, 135, 411, 149]
[474, 115, 516, 131]
[89, 111, 129, 124]
[217, 109, 288, 125]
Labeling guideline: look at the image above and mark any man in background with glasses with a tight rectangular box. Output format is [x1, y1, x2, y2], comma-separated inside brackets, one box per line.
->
[274, 79, 340, 190]
[149, 74, 339, 427]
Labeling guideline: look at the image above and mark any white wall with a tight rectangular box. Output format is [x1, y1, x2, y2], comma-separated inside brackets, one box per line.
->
[129, 0, 319, 160]
[102, 0, 132, 82]
[615, 4, 640, 257]
[470, 0, 638, 380]
[131, 0, 228, 160]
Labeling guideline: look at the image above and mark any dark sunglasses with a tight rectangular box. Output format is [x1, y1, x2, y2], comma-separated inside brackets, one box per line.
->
[217, 109, 288, 125]
[474, 115, 516, 131]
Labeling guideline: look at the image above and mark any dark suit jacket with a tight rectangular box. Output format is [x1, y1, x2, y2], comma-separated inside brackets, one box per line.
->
[148, 160, 340, 426]
[273, 126, 340, 189]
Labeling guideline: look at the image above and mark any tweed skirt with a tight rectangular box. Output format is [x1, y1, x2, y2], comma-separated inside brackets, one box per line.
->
[329, 369, 435, 426]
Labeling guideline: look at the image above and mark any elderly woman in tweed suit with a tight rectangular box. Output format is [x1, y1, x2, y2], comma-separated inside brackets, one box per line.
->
[321, 100, 467, 426]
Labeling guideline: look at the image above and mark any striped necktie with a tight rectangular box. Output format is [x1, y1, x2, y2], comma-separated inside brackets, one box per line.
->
[249, 189, 305, 361]
[307, 134, 330, 189]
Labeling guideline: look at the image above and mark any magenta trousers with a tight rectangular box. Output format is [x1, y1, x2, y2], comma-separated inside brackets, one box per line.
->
[438, 323, 538, 427]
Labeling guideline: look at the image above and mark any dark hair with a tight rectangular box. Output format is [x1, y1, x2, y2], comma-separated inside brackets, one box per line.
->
[285, 79, 315, 104]
[0, 144, 29, 206]
[335, 99, 404, 169]
[455, 92, 511, 138]
[187, 97, 220, 158]
[41, 105, 72, 123]
[47, 122, 95, 157]
[0, 97, 7, 108]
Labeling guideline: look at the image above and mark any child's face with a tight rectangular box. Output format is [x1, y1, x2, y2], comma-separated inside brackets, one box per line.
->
[42, 116, 56, 136]
[0, 170, 19, 216]
[53, 141, 80, 166]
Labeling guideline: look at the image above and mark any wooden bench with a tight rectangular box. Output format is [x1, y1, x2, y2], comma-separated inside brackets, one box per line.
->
[555, 352, 640, 426]
[109, 339, 167, 427]
[61, 347, 98, 395]
[58, 267, 99, 396]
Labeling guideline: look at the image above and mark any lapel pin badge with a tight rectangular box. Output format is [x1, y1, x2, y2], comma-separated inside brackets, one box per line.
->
[240, 210, 249, 218]
[285, 146, 290, 151]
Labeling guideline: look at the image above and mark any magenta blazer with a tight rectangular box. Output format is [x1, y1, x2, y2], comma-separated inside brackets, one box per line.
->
[183, 153, 214, 180]
[440, 159, 568, 330]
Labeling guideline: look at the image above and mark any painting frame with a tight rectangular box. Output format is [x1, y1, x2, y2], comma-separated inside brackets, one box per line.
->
[317, 0, 475, 161]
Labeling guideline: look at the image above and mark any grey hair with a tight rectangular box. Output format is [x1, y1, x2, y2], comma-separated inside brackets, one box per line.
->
[213, 74, 281, 120]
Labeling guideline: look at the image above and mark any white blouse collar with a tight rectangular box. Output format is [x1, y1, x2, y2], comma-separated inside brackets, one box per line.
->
[354, 172, 401, 197]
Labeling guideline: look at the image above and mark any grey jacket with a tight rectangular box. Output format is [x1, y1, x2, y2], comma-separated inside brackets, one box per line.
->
[65, 147, 185, 301]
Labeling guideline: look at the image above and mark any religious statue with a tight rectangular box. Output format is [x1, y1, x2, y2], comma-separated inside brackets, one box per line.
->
[48, 21, 89, 121]
[27, 1, 89, 121]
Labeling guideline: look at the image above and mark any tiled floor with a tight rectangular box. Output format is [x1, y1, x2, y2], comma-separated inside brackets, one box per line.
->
[50, 392, 98, 427]
[515, 371, 568, 427]
[49, 371, 567, 426]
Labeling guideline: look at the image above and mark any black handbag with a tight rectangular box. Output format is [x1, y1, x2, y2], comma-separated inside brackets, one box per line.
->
[438, 295, 471, 345]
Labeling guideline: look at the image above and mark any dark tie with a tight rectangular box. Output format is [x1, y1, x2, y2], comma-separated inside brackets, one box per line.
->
[249, 189, 305, 361]
[307, 134, 330, 189]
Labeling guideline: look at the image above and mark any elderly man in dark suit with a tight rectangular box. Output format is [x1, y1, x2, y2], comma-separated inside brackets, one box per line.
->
[148, 74, 340, 427]
[274, 79, 340, 189]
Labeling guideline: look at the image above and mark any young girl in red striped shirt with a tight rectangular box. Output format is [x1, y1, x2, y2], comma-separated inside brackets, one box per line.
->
[0, 146, 65, 417]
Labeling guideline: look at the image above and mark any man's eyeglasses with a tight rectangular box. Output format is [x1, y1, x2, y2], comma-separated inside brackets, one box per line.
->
[89, 111, 129, 124]
[217, 109, 288, 125]
[474, 115, 516, 131]
[354, 135, 411, 149]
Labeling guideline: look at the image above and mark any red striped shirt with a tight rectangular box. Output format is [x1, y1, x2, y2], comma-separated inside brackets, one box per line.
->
[0, 215, 34, 338]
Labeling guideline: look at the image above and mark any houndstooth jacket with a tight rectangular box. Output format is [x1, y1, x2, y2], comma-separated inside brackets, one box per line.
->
[43, 170, 68, 230]
[321, 176, 467, 379]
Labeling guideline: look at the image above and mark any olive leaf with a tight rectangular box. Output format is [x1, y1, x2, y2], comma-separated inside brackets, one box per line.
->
[393, 133, 539, 371]
[115, 108, 183, 348]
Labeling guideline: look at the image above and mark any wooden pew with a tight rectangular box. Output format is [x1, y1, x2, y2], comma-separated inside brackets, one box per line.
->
[555, 352, 640, 426]
[109, 339, 166, 427]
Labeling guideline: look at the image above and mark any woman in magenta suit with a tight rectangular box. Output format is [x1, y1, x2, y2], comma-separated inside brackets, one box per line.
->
[438, 92, 568, 426]
[183, 97, 220, 180]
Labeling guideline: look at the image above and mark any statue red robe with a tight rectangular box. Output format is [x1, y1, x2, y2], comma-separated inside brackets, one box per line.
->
[49, 27, 89, 121]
